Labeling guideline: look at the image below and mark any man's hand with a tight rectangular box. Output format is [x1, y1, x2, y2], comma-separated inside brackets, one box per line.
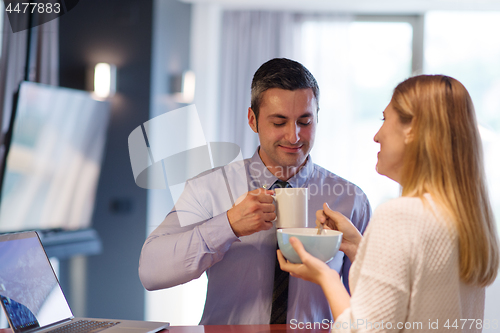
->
[316, 203, 362, 262]
[227, 188, 276, 237]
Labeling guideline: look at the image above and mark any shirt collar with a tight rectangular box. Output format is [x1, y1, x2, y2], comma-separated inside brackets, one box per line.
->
[247, 147, 314, 190]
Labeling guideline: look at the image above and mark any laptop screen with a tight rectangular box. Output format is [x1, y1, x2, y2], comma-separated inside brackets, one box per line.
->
[0, 232, 73, 332]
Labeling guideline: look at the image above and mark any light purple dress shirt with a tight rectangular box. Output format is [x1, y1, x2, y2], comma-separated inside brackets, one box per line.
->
[139, 148, 371, 325]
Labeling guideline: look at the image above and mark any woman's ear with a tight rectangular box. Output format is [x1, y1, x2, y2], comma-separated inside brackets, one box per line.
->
[404, 125, 413, 144]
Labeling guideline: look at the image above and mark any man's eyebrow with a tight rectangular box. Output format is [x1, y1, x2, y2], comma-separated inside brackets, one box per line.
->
[299, 112, 314, 118]
[267, 112, 314, 119]
[267, 114, 287, 119]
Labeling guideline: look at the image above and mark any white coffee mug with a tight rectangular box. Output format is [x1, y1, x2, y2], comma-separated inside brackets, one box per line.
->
[273, 187, 308, 229]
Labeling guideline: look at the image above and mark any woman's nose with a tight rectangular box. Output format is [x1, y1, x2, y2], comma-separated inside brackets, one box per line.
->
[374, 129, 380, 143]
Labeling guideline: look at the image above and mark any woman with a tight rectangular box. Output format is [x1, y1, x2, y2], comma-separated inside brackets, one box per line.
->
[278, 75, 499, 332]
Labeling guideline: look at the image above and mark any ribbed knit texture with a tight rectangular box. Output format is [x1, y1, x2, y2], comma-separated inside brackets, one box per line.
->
[333, 195, 484, 332]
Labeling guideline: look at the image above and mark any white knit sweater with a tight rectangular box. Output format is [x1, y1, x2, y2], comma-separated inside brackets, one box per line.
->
[333, 195, 485, 333]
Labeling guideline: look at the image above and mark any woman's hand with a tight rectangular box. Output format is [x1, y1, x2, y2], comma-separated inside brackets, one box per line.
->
[316, 203, 363, 262]
[277, 237, 339, 288]
[277, 237, 351, 319]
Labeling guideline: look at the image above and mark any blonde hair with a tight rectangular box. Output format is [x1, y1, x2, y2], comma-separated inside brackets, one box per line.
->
[391, 75, 499, 287]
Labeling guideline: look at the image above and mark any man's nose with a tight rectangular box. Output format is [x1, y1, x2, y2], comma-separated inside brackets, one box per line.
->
[285, 123, 300, 144]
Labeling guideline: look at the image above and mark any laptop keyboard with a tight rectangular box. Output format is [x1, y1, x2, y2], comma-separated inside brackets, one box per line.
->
[48, 320, 120, 333]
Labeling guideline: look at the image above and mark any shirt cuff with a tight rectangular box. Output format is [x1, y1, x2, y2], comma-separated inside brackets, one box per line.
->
[198, 211, 240, 254]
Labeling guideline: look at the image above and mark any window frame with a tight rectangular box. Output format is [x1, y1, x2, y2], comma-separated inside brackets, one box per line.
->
[354, 14, 424, 74]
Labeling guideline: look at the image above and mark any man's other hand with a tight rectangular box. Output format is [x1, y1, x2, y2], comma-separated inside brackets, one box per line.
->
[227, 189, 276, 237]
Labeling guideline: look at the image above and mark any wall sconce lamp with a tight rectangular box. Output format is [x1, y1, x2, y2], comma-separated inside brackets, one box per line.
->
[170, 70, 195, 104]
[92, 63, 117, 99]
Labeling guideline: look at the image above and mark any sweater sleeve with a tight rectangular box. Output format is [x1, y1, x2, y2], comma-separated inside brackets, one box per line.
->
[332, 199, 415, 333]
[341, 196, 372, 294]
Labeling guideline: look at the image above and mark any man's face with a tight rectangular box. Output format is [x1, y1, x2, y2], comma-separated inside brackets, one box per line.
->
[248, 88, 317, 174]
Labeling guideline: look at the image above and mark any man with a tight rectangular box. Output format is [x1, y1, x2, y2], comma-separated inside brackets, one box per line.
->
[139, 58, 371, 325]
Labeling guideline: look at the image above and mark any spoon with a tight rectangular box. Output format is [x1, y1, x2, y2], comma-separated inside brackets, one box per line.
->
[317, 223, 324, 235]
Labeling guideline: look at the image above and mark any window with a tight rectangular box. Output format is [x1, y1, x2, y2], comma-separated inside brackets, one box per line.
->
[298, 12, 500, 321]
[146, 10, 500, 324]
[298, 16, 419, 210]
[424, 11, 500, 227]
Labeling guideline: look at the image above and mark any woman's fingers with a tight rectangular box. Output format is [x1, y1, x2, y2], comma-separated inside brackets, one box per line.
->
[323, 203, 354, 229]
[277, 249, 302, 276]
[316, 208, 335, 231]
[315, 209, 327, 224]
[278, 238, 312, 272]
[317, 203, 346, 230]
[316, 209, 326, 221]
[323, 202, 344, 221]
[277, 249, 287, 267]
[315, 221, 333, 231]
[290, 237, 308, 257]
[277, 239, 338, 287]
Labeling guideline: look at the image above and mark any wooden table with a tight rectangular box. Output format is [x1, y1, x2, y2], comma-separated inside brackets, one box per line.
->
[1, 324, 330, 333]
[167, 325, 329, 332]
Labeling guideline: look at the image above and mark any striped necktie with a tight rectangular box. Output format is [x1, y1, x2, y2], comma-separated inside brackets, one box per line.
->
[270, 180, 290, 324]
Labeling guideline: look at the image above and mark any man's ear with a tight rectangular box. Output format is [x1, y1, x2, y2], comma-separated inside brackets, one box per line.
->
[248, 108, 258, 133]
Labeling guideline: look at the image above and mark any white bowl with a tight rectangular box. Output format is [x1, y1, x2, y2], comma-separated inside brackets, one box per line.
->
[277, 228, 343, 264]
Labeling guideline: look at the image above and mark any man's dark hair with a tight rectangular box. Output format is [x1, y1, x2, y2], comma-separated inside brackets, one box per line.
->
[250, 58, 320, 124]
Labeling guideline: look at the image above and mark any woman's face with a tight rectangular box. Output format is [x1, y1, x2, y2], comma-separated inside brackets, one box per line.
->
[373, 102, 412, 183]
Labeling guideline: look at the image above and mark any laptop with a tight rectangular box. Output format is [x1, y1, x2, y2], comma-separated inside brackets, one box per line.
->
[0, 231, 169, 333]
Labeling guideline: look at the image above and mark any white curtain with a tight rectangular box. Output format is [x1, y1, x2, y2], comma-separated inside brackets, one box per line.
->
[218, 11, 300, 158]
[296, 16, 409, 210]
[0, 13, 58, 181]
[0, 15, 28, 141]
[0, 13, 59, 329]
[295, 15, 354, 177]
[35, 19, 60, 86]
